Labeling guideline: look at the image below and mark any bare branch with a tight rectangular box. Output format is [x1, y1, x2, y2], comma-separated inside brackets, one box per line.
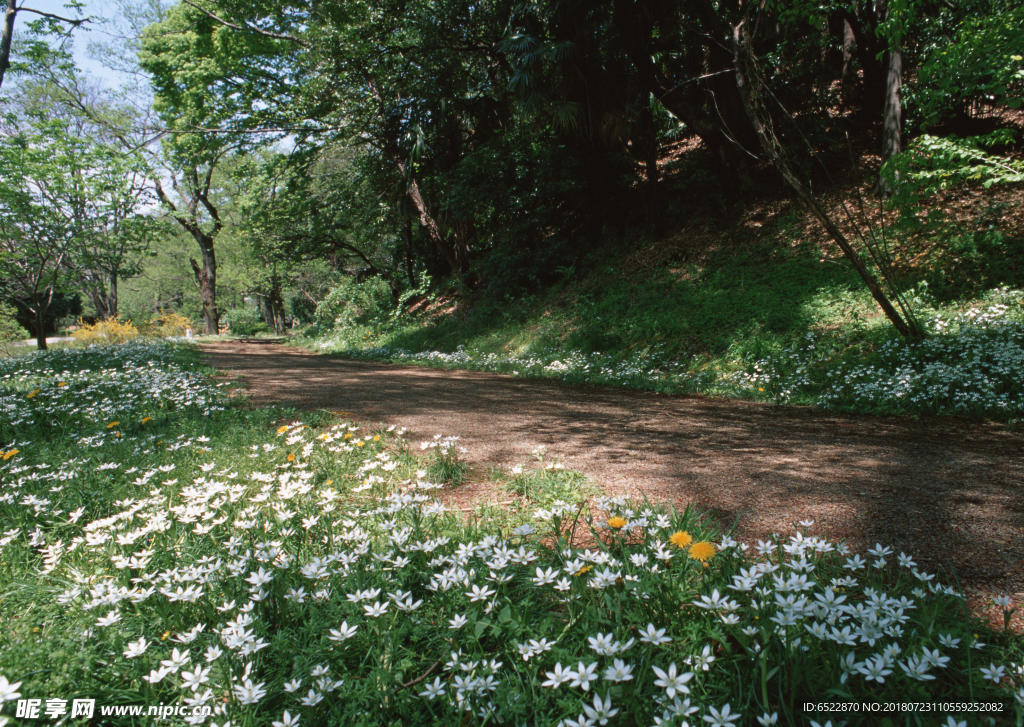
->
[16, 6, 90, 26]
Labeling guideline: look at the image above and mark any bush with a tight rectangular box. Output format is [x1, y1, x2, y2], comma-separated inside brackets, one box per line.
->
[223, 306, 270, 336]
[313, 277, 396, 333]
[153, 311, 195, 337]
[71, 317, 139, 344]
[290, 294, 318, 324]
[0, 302, 29, 349]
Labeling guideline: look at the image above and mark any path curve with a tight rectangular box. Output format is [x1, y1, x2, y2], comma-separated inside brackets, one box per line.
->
[201, 339, 1024, 599]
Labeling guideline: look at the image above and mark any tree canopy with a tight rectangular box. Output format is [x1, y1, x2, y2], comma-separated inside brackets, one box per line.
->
[1, 0, 1021, 343]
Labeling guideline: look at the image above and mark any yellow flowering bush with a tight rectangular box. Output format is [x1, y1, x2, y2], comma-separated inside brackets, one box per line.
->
[144, 312, 193, 338]
[72, 317, 139, 344]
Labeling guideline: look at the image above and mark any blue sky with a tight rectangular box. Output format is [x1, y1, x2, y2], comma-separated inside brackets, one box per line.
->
[18, 0, 136, 91]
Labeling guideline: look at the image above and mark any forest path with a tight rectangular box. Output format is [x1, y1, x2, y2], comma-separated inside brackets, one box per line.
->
[200, 339, 1024, 601]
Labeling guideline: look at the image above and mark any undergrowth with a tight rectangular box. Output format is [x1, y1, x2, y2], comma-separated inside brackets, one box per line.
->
[303, 272, 1024, 422]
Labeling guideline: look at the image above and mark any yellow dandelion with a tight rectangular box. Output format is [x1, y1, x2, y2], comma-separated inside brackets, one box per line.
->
[161, 631, 170, 641]
[343, 432, 352, 440]
[324, 479, 333, 486]
[669, 531, 693, 549]
[2, 449, 18, 461]
[574, 565, 593, 577]
[286, 453, 295, 462]
[276, 425, 289, 434]
[373, 435, 380, 441]
[355, 441, 364, 448]
[57, 381, 66, 387]
[607, 516, 628, 530]
[688, 541, 716, 562]
[140, 416, 153, 424]
[106, 421, 120, 429]
[26, 388, 40, 398]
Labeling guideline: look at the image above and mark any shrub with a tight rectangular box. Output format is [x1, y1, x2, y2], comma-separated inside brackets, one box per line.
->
[154, 311, 195, 337]
[223, 306, 270, 336]
[290, 294, 317, 324]
[71, 317, 139, 344]
[0, 302, 28, 350]
[313, 277, 396, 333]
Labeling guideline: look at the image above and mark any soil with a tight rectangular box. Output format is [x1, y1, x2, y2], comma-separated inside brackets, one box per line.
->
[200, 339, 1024, 617]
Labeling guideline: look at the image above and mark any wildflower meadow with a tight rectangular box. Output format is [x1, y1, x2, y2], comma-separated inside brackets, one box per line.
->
[0, 341, 1022, 726]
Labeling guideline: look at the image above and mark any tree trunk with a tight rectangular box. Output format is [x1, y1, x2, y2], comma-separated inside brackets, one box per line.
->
[265, 265, 286, 335]
[153, 175, 222, 334]
[189, 242, 218, 335]
[841, 17, 856, 106]
[843, 9, 885, 114]
[398, 162, 464, 281]
[638, 100, 659, 187]
[732, 20, 922, 340]
[403, 219, 416, 289]
[34, 308, 47, 351]
[880, 47, 903, 195]
[108, 273, 118, 320]
[0, 0, 16, 92]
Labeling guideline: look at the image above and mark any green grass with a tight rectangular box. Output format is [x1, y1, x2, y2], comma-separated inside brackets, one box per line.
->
[303, 226, 1024, 421]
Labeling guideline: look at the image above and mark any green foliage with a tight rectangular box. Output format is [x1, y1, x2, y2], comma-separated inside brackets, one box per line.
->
[313, 277, 396, 335]
[290, 294, 317, 324]
[920, 211, 1024, 300]
[222, 306, 270, 336]
[909, 4, 1024, 127]
[436, 127, 586, 297]
[0, 302, 28, 347]
[886, 133, 1024, 201]
[0, 114, 95, 336]
[1, 50, 158, 336]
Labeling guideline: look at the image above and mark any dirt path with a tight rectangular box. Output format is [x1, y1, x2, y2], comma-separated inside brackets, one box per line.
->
[201, 339, 1024, 601]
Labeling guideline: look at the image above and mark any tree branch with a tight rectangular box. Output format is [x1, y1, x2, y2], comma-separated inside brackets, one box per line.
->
[180, 0, 307, 48]
[16, 6, 89, 26]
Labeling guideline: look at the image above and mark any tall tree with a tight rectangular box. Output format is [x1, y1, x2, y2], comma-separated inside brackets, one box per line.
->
[139, 0, 291, 333]
[76, 149, 161, 319]
[150, 155, 227, 334]
[0, 115, 93, 349]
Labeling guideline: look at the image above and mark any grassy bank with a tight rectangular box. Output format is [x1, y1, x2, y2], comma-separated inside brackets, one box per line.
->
[1, 342, 1021, 725]
[302, 227, 1024, 421]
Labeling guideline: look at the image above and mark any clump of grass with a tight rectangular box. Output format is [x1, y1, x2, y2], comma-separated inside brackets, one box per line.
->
[421, 435, 469, 486]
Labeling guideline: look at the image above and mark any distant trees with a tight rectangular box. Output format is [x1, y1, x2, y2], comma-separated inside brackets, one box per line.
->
[0, 45, 160, 348]
[130, 0, 1020, 338]
[0, 116, 85, 350]
[3, 0, 1013, 339]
